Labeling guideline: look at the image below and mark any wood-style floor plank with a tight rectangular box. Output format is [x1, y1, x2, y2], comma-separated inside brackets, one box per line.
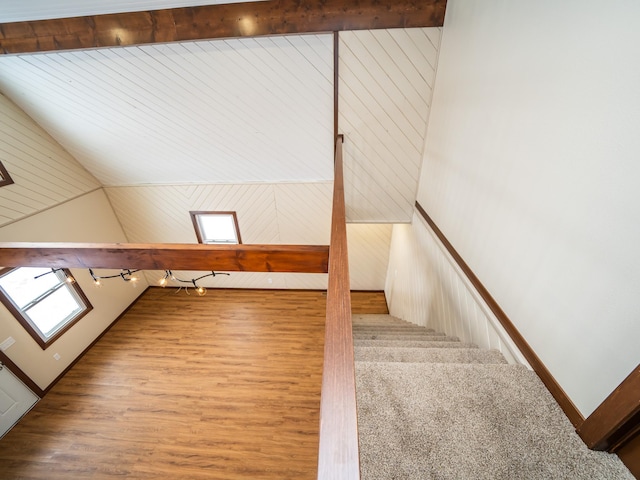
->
[0, 288, 387, 479]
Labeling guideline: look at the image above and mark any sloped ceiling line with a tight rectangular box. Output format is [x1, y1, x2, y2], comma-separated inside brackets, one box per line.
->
[0, 35, 335, 186]
[339, 27, 441, 223]
[0, 21, 443, 289]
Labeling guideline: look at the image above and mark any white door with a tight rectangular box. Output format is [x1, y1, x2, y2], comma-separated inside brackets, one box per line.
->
[0, 362, 39, 438]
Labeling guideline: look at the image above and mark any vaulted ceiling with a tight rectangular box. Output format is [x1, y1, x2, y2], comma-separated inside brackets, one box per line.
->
[0, 0, 259, 23]
[0, 0, 443, 289]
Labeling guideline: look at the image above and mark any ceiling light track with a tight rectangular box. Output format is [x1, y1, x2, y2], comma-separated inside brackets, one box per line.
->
[35, 268, 232, 297]
[159, 270, 230, 296]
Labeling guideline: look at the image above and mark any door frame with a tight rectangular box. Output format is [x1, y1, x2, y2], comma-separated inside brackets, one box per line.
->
[0, 351, 43, 398]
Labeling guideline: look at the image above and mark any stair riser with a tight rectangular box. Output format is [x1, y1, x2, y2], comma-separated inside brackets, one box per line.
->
[354, 335, 455, 342]
[354, 340, 478, 349]
[352, 326, 430, 331]
[352, 322, 417, 327]
[354, 347, 508, 364]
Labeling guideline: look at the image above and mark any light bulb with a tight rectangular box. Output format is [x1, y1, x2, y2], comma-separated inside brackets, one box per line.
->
[196, 286, 206, 296]
[93, 279, 101, 287]
[66, 275, 75, 284]
[159, 277, 167, 287]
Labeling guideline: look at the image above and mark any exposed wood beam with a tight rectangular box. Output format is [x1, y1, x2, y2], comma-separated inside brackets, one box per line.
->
[0, 0, 447, 55]
[0, 242, 329, 273]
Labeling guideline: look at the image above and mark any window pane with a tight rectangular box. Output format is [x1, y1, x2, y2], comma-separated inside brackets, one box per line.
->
[0, 267, 60, 308]
[25, 287, 82, 338]
[198, 214, 238, 243]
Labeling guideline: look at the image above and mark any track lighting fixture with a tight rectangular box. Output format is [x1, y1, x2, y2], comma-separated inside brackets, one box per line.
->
[33, 268, 76, 284]
[158, 270, 229, 296]
[89, 268, 139, 287]
[36, 268, 228, 295]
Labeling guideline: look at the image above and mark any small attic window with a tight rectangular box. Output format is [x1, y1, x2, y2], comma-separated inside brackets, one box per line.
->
[190, 211, 242, 244]
[0, 161, 14, 187]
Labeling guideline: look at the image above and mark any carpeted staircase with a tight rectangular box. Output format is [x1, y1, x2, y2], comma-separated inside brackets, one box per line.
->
[353, 314, 633, 480]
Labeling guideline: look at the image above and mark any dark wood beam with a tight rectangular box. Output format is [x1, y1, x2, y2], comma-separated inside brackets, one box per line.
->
[0, 0, 447, 55]
[0, 242, 329, 273]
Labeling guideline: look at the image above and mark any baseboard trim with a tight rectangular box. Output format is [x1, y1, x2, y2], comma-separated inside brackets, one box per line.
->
[42, 286, 150, 395]
[414, 201, 584, 428]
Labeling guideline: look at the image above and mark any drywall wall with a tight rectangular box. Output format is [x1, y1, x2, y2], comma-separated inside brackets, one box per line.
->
[416, 0, 640, 417]
[385, 214, 528, 365]
[0, 189, 147, 390]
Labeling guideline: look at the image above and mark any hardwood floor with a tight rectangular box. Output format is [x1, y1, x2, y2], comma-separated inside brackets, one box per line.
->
[0, 288, 387, 479]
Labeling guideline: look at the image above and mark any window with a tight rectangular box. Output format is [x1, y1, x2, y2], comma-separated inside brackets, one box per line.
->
[190, 211, 242, 244]
[0, 267, 93, 349]
[0, 161, 14, 188]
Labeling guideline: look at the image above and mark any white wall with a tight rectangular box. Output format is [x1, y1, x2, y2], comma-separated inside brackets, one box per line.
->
[415, 0, 640, 417]
[0, 190, 147, 390]
[386, 215, 528, 365]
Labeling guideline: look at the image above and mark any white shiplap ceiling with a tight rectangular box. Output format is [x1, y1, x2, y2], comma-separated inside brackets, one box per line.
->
[0, 0, 265, 23]
[0, 35, 334, 185]
[340, 28, 440, 223]
[0, 24, 442, 288]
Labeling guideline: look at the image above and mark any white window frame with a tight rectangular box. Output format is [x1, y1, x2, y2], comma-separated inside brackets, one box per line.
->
[0, 267, 93, 349]
[190, 211, 242, 244]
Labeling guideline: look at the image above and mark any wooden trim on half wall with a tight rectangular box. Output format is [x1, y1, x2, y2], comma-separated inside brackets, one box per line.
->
[414, 201, 585, 428]
[0, 0, 447, 55]
[334, 31, 340, 144]
[317, 135, 359, 479]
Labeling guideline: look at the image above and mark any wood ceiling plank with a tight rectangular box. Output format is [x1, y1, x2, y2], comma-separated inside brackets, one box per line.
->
[0, 242, 329, 273]
[0, 0, 447, 54]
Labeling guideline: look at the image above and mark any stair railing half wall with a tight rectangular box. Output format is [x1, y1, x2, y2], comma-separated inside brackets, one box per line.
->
[414, 201, 640, 471]
[317, 135, 360, 480]
[414, 201, 584, 428]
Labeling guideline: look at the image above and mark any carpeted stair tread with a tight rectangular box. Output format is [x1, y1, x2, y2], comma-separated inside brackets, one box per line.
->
[354, 346, 508, 364]
[352, 321, 423, 328]
[352, 313, 406, 322]
[354, 339, 476, 349]
[353, 323, 435, 329]
[352, 327, 438, 334]
[352, 315, 422, 327]
[356, 362, 633, 480]
[353, 334, 454, 341]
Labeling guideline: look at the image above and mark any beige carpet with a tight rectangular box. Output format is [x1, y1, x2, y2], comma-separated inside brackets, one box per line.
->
[354, 315, 633, 480]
